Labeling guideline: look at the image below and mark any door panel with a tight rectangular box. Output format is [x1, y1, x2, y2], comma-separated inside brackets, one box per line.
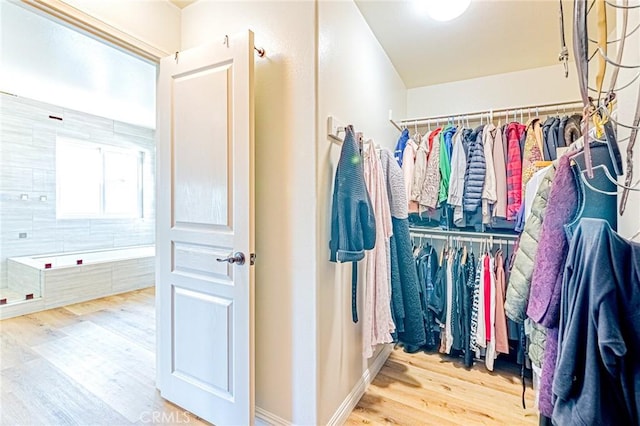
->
[157, 30, 254, 426]
[173, 64, 232, 227]
[172, 242, 233, 283]
[172, 287, 233, 397]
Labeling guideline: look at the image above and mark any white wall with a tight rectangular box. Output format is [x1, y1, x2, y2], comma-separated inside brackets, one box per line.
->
[616, 2, 640, 238]
[317, 1, 406, 424]
[181, 2, 317, 424]
[61, 0, 181, 55]
[0, 1, 156, 128]
[406, 63, 580, 118]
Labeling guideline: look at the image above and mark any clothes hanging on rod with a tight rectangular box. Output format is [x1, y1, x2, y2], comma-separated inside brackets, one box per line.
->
[406, 231, 517, 370]
[362, 139, 395, 358]
[393, 105, 584, 235]
[380, 149, 427, 349]
[329, 124, 376, 323]
[501, 111, 636, 420]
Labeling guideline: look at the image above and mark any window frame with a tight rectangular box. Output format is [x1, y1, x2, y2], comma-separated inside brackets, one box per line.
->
[55, 136, 145, 220]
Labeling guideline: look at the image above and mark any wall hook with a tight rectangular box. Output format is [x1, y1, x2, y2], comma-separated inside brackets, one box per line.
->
[254, 46, 265, 57]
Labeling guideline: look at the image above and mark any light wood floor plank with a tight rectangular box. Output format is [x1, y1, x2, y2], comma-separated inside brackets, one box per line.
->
[381, 358, 531, 412]
[345, 410, 386, 426]
[59, 320, 156, 384]
[1, 357, 131, 425]
[0, 312, 69, 347]
[0, 333, 40, 371]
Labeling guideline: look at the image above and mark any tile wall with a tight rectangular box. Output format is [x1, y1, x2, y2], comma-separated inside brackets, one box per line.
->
[0, 93, 156, 288]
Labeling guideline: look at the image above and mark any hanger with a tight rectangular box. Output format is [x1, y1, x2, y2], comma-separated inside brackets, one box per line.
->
[461, 243, 468, 265]
[412, 121, 422, 143]
[600, 104, 640, 131]
[579, 164, 640, 195]
[631, 227, 640, 241]
[598, 109, 624, 176]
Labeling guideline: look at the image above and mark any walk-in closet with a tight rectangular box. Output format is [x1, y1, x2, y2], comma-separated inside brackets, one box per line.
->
[1, 1, 638, 425]
[328, 1, 640, 424]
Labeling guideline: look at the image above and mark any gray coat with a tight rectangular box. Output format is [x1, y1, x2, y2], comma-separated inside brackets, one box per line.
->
[380, 149, 426, 347]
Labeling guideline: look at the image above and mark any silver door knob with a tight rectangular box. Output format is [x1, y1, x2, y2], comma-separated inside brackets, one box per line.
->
[216, 252, 245, 265]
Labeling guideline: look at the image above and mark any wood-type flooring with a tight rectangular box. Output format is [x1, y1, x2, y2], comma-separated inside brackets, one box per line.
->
[2, 287, 537, 425]
[0, 287, 207, 426]
[346, 348, 538, 425]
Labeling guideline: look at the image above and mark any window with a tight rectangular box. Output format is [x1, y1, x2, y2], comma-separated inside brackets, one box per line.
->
[56, 137, 143, 219]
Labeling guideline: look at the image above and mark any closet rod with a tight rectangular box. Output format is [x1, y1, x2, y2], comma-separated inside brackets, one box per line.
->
[391, 100, 584, 129]
[409, 232, 515, 246]
[409, 226, 519, 241]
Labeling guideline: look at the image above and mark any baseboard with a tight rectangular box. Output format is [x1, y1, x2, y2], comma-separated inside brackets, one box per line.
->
[327, 344, 393, 426]
[255, 406, 291, 426]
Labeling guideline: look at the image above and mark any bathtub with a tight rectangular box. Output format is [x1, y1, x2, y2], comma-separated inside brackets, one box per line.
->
[6, 245, 155, 315]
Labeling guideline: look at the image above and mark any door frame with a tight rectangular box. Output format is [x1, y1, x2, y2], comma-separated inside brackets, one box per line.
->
[20, 0, 168, 63]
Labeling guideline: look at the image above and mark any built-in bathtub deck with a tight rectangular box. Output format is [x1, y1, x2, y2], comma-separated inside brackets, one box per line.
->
[1, 246, 155, 319]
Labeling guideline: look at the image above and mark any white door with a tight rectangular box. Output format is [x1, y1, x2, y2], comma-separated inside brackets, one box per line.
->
[156, 30, 255, 426]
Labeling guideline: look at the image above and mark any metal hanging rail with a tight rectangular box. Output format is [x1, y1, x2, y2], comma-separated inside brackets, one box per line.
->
[389, 100, 584, 130]
[410, 232, 516, 247]
[409, 226, 518, 246]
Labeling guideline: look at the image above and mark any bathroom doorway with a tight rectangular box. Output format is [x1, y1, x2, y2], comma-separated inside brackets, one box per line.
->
[0, 1, 156, 316]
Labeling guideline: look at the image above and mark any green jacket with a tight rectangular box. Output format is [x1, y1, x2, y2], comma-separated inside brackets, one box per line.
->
[438, 125, 455, 204]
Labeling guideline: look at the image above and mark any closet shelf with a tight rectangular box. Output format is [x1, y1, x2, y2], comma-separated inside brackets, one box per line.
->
[389, 100, 584, 129]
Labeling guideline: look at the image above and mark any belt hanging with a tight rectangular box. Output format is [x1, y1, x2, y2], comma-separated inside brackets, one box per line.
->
[620, 86, 640, 214]
[595, 0, 608, 105]
[606, 0, 628, 98]
[558, 0, 569, 78]
[352, 261, 358, 323]
[574, 0, 594, 178]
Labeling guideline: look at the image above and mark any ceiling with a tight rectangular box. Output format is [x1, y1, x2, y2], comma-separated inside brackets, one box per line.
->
[169, 0, 197, 9]
[170, 0, 615, 90]
[355, 0, 585, 89]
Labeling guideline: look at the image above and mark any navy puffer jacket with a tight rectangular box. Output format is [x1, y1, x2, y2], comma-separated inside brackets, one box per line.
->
[463, 126, 486, 212]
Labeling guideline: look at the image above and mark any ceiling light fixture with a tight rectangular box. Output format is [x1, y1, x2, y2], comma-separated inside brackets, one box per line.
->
[415, 0, 472, 22]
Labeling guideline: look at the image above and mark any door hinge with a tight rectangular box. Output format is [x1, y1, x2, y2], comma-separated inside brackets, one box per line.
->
[250, 253, 256, 266]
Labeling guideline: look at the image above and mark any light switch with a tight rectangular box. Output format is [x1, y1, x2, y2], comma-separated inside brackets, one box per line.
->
[20, 194, 28, 200]
[40, 195, 47, 202]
